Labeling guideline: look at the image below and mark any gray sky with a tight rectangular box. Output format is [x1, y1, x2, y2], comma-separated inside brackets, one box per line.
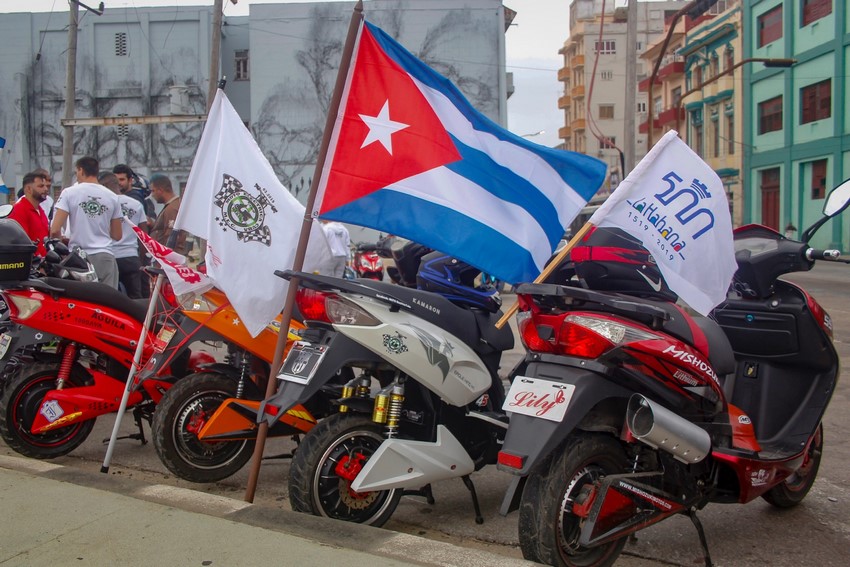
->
[2, 0, 573, 148]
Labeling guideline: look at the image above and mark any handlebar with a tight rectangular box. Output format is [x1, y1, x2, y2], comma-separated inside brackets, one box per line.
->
[806, 248, 842, 261]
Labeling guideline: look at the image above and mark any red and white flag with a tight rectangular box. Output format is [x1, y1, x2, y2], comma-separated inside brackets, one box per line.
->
[128, 220, 213, 297]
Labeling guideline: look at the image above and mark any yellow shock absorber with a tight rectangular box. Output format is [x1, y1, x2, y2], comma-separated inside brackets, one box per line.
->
[338, 376, 359, 413]
[372, 383, 393, 424]
[385, 382, 405, 438]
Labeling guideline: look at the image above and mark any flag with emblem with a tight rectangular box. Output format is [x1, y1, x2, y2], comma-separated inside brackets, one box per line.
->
[176, 90, 332, 337]
[589, 130, 736, 315]
[314, 21, 606, 285]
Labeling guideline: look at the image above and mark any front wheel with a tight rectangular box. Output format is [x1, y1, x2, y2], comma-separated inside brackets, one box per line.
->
[152, 372, 255, 483]
[518, 433, 628, 567]
[762, 424, 823, 508]
[0, 362, 95, 459]
[288, 413, 401, 527]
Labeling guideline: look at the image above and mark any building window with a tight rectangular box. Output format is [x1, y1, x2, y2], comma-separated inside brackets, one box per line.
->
[693, 65, 702, 88]
[801, 0, 831, 27]
[801, 79, 830, 124]
[114, 33, 128, 57]
[710, 55, 719, 79]
[758, 5, 783, 47]
[600, 137, 617, 149]
[594, 40, 616, 55]
[599, 105, 614, 119]
[671, 87, 682, 108]
[600, 70, 613, 80]
[693, 123, 704, 156]
[235, 50, 250, 81]
[760, 167, 780, 230]
[810, 159, 827, 199]
[758, 95, 783, 134]
[724, 48, 734, 71]
[637, 101, 647, 113]
[711, 106, 720, 158]
[116, 113, 129, 139]
[726, 112, 735, 155]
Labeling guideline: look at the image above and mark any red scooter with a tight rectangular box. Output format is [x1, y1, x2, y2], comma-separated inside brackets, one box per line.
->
[351, 242, 384, 280]
[497, 178, 850, 567]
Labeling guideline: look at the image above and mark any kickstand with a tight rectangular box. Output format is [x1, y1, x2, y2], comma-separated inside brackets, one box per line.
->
[461, 475, 484, 525]
[688, 507, 713, 567]
[102, 407, 147, 445]
[402, 483, 435, 505]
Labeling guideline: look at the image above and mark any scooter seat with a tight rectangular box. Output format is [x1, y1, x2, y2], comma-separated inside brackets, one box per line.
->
[692, 316, 736, 377]
[41, 277, 149, 322]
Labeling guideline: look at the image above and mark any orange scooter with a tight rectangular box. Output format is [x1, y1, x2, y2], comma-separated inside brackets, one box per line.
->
[142, 288, 327, 483]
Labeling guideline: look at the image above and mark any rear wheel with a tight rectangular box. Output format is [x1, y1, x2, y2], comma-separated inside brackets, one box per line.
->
[519, 433, 628, 567]
[762, 424, 823, 508]
[289, 413, 401, 527]
[0, 362, 95, 459]
[152, 372, 255, 483]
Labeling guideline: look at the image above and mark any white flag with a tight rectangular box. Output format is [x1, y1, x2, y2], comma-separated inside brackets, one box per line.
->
[176, 90, 332, 336]
[128, 220, 214, 297]
[589, 131, 736, 315]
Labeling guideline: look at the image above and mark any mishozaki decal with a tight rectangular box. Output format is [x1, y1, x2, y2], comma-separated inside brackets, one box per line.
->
[662, 345, 717, 382]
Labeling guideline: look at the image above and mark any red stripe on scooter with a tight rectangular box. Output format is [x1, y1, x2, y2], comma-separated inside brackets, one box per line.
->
[673, 304, 709, 357]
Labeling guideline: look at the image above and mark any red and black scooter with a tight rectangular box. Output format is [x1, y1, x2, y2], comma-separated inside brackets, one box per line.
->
[351, 242, 384, 280]
[496, 178, 850, 567]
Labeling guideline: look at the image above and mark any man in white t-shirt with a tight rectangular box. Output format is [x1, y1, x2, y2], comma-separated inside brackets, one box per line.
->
[99, 171, 147, 298]
[50, 156, 123, 288]
[320, 220, 350, 277]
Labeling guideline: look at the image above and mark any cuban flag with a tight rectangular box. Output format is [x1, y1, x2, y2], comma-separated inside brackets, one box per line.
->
[314, 21, 607, 284]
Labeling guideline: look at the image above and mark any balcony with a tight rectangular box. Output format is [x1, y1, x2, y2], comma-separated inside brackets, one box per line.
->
[658, 60, 685, 80]
[571, 84, 585, 98]
[559, 125, 572, 139]
[657, 106, 685, 127]
[571, 118, 586, 131]
[570, 54, 585, 68]
[638, 116, 660, 134]
[558, 94, 572, 109]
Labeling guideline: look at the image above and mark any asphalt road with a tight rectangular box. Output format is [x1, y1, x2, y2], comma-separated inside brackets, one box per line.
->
[1, 262, 849, 566]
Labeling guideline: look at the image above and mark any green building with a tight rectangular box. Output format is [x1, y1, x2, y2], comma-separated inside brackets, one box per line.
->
[744, 0, 848, 250]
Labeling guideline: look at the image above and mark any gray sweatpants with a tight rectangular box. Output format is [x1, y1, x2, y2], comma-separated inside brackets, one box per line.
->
[88, 252, 119, 289]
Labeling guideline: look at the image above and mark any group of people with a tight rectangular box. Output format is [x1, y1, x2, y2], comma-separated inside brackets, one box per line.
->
[7, 156, 183, 298]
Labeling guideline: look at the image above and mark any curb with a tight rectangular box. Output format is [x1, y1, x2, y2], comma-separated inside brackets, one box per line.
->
[0, 454, 533, 567]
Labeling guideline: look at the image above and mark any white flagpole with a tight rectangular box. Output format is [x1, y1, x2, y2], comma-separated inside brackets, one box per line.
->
[100, 273, 164, 473]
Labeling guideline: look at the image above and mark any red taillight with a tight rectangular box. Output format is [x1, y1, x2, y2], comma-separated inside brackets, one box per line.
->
[295, 288, 332, 323]
[497, 451, 526, 470]
[557, 319, 616, 358]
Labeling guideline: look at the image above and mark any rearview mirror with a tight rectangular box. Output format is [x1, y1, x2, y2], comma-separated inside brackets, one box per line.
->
[823, 178, 850, 217]
[0, 204, 12, 218]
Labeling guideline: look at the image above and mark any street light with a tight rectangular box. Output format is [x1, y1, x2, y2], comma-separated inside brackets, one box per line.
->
[521, 130, 545, 138]
[675, 58, 795, 133]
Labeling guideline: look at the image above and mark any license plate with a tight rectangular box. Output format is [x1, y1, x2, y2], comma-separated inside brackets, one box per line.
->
[0, 333, 12, 359]
[502, 376, 575, 422]
[277, 341, 327, 384]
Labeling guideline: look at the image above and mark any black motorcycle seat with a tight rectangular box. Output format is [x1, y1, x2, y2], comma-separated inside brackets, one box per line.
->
[692, 316, 736, 377]
[41, 277, 149, 322]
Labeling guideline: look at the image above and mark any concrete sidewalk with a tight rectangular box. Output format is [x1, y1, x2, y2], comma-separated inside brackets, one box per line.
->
[0, 454, 533, 567]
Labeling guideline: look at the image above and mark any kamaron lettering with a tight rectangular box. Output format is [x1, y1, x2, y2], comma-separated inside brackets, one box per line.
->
[0, 262, 25, 270]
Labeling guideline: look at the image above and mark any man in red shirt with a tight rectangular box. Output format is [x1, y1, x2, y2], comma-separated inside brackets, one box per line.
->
[8, 171, 50, 256]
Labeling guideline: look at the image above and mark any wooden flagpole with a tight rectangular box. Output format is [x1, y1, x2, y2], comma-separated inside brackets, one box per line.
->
[494, 221, 595, 330]
[243, 0, 364, 503]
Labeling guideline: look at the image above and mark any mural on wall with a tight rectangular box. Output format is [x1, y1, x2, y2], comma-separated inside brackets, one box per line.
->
[3, 2, 499, 196]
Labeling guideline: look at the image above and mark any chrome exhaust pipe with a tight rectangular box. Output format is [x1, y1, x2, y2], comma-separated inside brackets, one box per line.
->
[626, 394, 711, 464]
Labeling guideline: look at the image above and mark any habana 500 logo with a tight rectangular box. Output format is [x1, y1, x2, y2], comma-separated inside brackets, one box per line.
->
[214, 174, 278, 247]
[626, 171, 716, 262]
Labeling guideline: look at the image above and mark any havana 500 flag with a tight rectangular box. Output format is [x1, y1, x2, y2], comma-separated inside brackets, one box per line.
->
[314, 21, 606, 284]
[176, 90, 331, 337]
[589, 131, 736, 315]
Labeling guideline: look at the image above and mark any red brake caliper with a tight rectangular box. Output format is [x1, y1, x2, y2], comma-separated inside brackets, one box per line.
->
[185, 410, 208, 435]
[335, 452, 370, 500]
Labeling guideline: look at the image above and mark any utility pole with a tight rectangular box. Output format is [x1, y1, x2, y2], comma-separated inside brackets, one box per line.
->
[623, 0, 637, 175]
[207, 0, 224, 111]
[61, 2, 79, 190]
